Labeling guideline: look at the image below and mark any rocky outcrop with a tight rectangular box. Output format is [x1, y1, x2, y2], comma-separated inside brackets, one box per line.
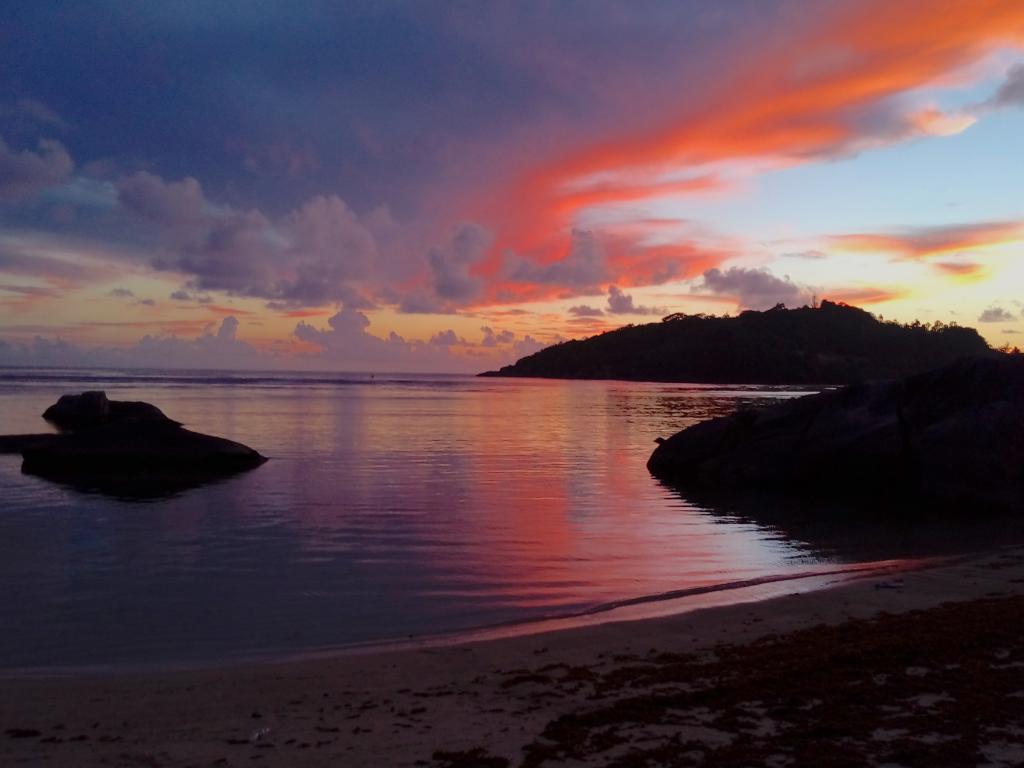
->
[0, 434, 56, 453]
[647, 355, 1024, 512]
[1, 392, 266, 497]
[42, 390, 177, 431]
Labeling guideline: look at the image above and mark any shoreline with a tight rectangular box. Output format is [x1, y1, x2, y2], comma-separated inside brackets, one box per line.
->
[5, 546, 1024, 766]
[0, 554, 936, 680]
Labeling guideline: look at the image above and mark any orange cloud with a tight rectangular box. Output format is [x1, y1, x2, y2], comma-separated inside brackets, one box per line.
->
[548, 174, 723, 222]
[831, 221, 1024, 259]
[525, 1, 1024, 191]
[604, 239, 726, 289]
[280, 308, 333, 318]
[465, 0, 1024, 306]
[822, 287, 908, 306]
[204, 304, 254, 316]
[909, 106, 977, 137]
[934, 260, 981, 274]
[79, 319, 215, 330]
[932, 259, 989, 282]
[0, 283, 66, 313]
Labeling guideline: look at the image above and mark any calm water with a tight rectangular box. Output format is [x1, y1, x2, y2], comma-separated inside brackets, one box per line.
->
[0, 369, 917, 669]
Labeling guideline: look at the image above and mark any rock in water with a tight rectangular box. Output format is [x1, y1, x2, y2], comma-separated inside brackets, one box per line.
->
[42, 390, 177, 431]
[647, 355, 1024, 513]
[4, 391, 266, 498]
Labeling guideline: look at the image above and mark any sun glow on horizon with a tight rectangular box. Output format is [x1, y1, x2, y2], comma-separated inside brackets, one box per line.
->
[0, 0, 1022, 370]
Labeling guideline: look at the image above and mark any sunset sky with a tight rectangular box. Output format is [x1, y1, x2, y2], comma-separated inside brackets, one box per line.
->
[1, 0, 1023, 372]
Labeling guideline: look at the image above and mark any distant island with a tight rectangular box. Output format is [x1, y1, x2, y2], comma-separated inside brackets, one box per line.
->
[479, 301, 993, 384]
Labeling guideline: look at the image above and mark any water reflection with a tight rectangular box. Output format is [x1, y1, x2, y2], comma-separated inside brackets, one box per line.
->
[662, 481, 1024, 563]
[0, 372, 831, 669]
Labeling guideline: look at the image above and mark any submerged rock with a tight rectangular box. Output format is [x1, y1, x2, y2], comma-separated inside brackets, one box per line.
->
[1, 391, 266, 498]
[647, 355, 1024, 513]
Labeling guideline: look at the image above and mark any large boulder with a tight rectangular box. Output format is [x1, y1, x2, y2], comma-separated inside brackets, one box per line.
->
[3, 392, 265, 497]
[42, 391, 176, 431]
[21, 420, 266, 475]
[647, 355, 1024, 513]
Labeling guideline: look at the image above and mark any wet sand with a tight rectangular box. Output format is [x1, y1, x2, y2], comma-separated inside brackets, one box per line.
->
[4, 547, 1024, 767]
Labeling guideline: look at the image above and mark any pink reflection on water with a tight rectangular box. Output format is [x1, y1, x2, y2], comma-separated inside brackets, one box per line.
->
[0, 371, 836, 668]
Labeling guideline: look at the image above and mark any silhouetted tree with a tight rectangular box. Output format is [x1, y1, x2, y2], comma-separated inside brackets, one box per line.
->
[481, 301, 993, 384]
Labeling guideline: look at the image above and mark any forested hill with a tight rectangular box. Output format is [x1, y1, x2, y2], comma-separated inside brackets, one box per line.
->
[479, 301, 993, 384]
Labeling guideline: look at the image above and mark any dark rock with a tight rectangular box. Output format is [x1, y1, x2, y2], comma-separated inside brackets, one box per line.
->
[647, 355, 1024, 513]
[5, 729, 42, 739]
[21, 420, 266, 475]
[0, 434, 58, 454]
[2, 391, 266, 498]
[42, 390, 177, 431]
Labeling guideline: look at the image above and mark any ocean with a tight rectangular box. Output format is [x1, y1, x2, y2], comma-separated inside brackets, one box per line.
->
[0, 368, 997, 671]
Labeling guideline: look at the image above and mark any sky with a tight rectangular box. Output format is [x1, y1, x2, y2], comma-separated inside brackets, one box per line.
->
[1, 0, 1023, 372]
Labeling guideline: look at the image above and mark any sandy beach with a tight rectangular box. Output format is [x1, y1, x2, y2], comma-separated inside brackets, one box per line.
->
[4, 546, 1024, 767]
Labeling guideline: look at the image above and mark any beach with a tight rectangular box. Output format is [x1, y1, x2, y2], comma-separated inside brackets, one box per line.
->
[5, 546, 1024, 767]
[5, 2, 1024, 765]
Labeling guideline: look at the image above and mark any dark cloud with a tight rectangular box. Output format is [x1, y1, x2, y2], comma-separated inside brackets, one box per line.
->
[0, 309, 552, 373]
[606, 285, 664, 315]
[112, 171, 398, 307]
[0, 99, 70, 138]
[978, 306, 1016, 323]
[294, 307, 412, 359]
[1, 2, 1015, 352]
[0, 241, 108, 283]
[428, 329, 462, 347]
[217, 315, 239, 340]
[116, 171, 205, 224]
[0, 317, 266, 370]
[509, 230, 610, 291]
[569, 304, 604, 317]
[109, 287, 135, 298]
[0, 2, 778, 216]
[513, 335, 547, 358]
[293, 306, 544, 371]
[480, 326, 514, 347]
[0, 283, 61, 298]
[0, 135, 73, 200]
[696, 266, 808, 310]
[170, 288, 213, 304]
[14, 98, 69, 130]
[398, 290, 445, 314]
[988, 62, 1024, 109]
[428, 224, 491, 302]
